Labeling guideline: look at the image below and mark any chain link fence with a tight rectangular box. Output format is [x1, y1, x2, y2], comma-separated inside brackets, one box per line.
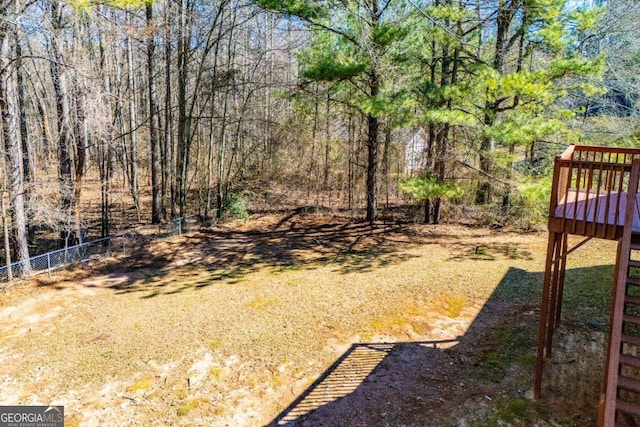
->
[0, 214, 201, 283]
[157, 214, 200, 238]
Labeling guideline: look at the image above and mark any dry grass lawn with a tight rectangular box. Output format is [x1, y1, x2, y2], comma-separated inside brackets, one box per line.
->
[0, 213, 618, 426]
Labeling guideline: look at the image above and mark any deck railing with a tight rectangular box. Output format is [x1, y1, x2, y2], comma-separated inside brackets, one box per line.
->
[548, 145, 640, 239]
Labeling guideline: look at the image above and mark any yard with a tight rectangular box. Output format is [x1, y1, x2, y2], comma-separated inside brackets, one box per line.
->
[0, 213, 617, 426]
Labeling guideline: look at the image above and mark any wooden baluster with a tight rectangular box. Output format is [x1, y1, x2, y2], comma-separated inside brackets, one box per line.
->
[592, 159, 605, 237]
[583, 161, 596, 236]
[572, 160, 583, 234]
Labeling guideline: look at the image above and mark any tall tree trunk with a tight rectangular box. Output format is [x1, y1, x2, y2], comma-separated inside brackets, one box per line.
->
[215, 6, 237, 219]
[204, 104, 215, 220]
[49, 0, 74, 247]
[432, 35, 451, 224]
[476, 0, 515, 205]
[175, 0, 191, 218]
[163, 3, 174, 219]
[147, 2, 161, 224]
[126, 32, 141, 220]
[16, 39, 30, 184]
[15, 35, 33, 244]
[424, 34, 439, 224]
[0, 18, 31, 274]
[2, 196, 12, 280]
[347, 105, 354, 213]
[382, 123, 391, 209]
[475, 114, 494, 204]
[215, 90, 229, 218]
[433, 3, 460, 224]
[502, 13, 528, 214]
[72, 86, 86, 243]
[204, 6, 226, 220]
[33, 91, 52, 162]
[308, 86, 319, 203]
[98, 135, 111, 238]
[365, 0, 381, 222]
[365, 70, 379, 222]
[97, 19, 110, 237]
[323, 93, 332, 207]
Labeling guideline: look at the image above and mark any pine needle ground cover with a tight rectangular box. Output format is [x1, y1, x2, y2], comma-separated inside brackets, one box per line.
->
[0, 214, 616, 426]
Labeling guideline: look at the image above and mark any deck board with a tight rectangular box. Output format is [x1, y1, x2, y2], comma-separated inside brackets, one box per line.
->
[554, 190, 640, 232]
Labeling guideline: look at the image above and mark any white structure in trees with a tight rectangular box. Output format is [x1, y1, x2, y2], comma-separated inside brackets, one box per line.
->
[405, 128, 428, 176]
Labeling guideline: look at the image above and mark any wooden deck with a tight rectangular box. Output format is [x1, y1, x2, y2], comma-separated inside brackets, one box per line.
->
[536, 144, 640, 426]
[547, 145, 640, 240]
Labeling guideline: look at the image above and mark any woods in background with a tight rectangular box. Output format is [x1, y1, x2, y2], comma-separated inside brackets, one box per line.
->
[0, 0, 637, 268]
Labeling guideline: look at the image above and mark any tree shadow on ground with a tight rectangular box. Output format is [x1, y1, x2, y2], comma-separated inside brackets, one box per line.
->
[266, 264, 613, 427]
[92, 212, 480, 298]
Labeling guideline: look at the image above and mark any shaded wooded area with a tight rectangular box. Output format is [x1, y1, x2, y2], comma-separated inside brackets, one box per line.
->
[1, 0, 638, 270]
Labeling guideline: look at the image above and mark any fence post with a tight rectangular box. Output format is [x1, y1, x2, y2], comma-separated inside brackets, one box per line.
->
[2, 196, 12, 282]
[47, 253, 51, 278]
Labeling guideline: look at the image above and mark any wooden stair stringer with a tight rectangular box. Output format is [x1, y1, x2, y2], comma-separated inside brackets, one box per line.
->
[601, 156, 640, 426]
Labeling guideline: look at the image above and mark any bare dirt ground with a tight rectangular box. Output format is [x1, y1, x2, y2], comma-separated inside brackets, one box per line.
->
[0, 213, 617, 426]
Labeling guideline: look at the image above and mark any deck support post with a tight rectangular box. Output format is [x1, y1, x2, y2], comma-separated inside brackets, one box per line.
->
[534, 231, 568, 399]
[554, 234, 569, 329]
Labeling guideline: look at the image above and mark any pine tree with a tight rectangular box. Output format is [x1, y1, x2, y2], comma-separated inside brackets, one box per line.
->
[256, 0, 410, 221]
[471, 0, 605, 206]
[401, 0, 604, 218]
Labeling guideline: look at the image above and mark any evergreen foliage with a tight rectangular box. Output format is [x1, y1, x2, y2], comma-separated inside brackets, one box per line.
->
[398, 176, 463, 201]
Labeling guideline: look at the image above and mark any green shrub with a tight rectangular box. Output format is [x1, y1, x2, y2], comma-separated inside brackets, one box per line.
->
[223, 192, 249, 222]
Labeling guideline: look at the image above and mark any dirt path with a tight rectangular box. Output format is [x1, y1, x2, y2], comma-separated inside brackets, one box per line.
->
[0, 214, 616, 426]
